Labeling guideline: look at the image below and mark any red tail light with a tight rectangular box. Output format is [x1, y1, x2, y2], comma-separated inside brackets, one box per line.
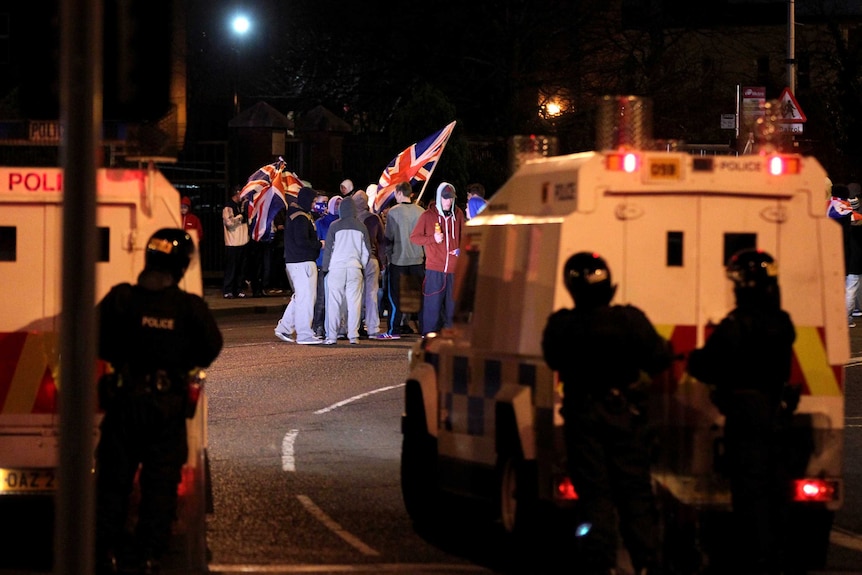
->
[791, 478, 838, 503]
[32, 366, 58, 413]
[555, 476, 579, 501]
[176, 465, 196, 498]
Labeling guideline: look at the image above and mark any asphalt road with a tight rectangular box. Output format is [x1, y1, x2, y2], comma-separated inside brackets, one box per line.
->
[201, 293, 862, 574]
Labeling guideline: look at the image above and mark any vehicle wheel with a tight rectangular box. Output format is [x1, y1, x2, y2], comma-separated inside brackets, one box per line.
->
[496, 452, 537, 537]
[400, 414, 439, 527]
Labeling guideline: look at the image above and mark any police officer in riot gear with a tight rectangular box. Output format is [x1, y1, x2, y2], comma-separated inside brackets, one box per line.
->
[687, 248, 797, 574]
[95, 228, 223, 574]
[542, 251, 673, 575]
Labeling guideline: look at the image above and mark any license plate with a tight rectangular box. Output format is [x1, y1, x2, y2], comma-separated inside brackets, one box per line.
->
[0, 468, 56, 493]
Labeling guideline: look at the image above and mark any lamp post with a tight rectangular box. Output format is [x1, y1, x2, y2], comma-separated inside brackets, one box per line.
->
[230, 14, 251, 116]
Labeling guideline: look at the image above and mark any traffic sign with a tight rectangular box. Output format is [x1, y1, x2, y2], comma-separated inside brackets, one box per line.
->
[778, 88, 807, 123]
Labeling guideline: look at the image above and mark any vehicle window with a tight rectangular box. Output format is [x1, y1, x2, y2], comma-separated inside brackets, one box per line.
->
[453, 247, 479, 323]
[0, 226, 15, 261]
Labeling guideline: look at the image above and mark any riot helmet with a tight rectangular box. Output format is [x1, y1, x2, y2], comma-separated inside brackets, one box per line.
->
[726, 248, 778, 289]
[563, 251, 617, 308]
[145, 228, 195, 282]
[726, 248, 780, 308]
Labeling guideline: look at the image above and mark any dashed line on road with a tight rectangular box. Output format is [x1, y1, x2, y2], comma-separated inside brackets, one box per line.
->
[296, 494, 380, 556]
[281, 429, 299, 472]
[314, 384, 405, 415]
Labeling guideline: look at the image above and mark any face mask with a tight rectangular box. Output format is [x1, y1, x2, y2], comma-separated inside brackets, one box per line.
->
[312, 201, 327, 214]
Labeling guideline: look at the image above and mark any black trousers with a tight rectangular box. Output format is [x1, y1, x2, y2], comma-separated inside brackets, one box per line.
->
[563, 396, 659, 573]
[385, 263, 425, 334]
[95, 389, 188, 560]
[222, 244, 248, 296]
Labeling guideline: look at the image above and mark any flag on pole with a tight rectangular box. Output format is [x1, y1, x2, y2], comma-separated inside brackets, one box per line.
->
[241, 158, 303, 241]
[372, 121, 456, 213]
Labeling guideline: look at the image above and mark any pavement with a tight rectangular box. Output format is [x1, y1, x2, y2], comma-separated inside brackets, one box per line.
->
[203, 284, 291, 319]
[204, 285, 862, 357]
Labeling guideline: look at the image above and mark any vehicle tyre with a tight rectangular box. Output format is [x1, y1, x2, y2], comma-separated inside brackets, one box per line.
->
[496, 450, 538, 537]
[400, 383, 440, 527]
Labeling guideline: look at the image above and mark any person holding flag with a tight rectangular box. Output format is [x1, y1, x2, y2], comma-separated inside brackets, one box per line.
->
[382, 181, 425, 338]
[241, 159, 305, 297]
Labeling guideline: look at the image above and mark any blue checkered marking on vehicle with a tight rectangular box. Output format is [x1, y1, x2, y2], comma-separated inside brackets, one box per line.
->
[453, 355, 468, 395]
[444, 390, 453, 431]
[485, 359, 502, 397]
[468, 396, 485, 435]
[519, 362, 537, 392]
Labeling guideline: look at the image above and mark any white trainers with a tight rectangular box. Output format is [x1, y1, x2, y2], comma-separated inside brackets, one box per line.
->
[322, 339, 337, 345]
[297, 337, 322, 345]
[275, 331, 295, 343]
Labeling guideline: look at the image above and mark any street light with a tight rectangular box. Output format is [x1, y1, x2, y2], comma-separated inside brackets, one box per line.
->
[230, 13, 251, 115]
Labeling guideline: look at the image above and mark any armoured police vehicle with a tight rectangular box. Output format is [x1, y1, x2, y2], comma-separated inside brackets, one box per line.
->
[0, 166, 209, 572]
[400, 96, 846, 571]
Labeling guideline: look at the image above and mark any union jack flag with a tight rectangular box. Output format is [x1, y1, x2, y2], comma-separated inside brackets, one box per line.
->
[827, 196, 853, 220]
[373, 121, 456, 213]
[241, 158, 303, 241]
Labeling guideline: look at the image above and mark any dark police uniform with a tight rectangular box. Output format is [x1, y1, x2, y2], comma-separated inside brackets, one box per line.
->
[542, 252, 673, 575]
[687, 249, 796, 573]
[95, 231, 223, 574]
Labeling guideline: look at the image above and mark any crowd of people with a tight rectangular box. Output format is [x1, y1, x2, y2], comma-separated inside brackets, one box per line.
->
[208, 173, 486, 344]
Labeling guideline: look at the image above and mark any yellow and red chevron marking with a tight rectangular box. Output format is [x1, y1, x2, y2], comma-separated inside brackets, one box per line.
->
[0, 332, 59, 414]
[656, 324, 842, 397]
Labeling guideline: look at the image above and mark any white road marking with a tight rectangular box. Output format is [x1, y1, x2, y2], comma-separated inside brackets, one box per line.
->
[831, 526, 862, 551]
[314, 384, 405, 415]
[296, 494, 380, 556]
[281, 429, 299, 472]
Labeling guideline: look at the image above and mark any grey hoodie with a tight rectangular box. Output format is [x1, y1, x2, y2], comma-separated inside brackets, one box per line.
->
[322, 195, 371, 272]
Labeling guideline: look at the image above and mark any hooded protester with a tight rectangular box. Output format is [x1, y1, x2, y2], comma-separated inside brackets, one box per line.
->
[409, 181, 465, 335]
[274, 187, 323, 345]
[321, 195, 370, 344]
[353, 190, 386, 338]
[312, 195, 342, 337]
[339, 179, 354, 197]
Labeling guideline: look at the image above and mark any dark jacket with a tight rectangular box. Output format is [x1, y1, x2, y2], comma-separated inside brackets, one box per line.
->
[97, 269, 223, 378]
[687, 304, 795, 405]
[284, 187, 321, 264]
[542, 304, 673, 398]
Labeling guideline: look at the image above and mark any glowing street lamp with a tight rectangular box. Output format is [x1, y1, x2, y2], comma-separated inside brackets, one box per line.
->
[230, 13, 252, 115]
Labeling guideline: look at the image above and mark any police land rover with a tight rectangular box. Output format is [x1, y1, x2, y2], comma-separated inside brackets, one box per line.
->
[400, 96, 846, 572]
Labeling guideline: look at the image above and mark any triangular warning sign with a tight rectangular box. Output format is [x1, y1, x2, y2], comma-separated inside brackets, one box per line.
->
[778, 87, 806, 123]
